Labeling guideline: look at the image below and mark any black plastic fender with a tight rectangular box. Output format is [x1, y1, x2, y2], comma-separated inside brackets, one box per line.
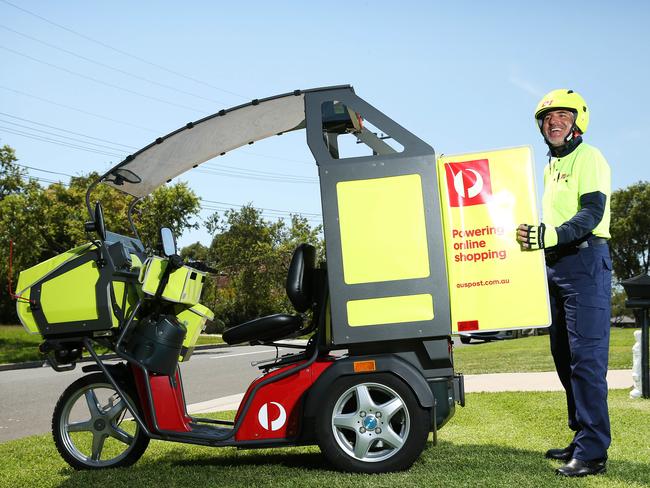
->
[81, 361, 130, 380]
[304, 354, 434, 420]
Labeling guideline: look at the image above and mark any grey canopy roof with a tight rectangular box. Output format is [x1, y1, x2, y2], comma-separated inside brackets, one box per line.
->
[101, 86, 352, 198]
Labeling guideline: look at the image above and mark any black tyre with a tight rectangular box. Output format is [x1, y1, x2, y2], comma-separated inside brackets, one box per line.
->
[315, 373, 430, 473]
[460, 336, 471, 344]
[52, 372, 149, 470]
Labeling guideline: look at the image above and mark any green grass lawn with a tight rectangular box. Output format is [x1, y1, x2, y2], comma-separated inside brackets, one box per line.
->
[196, 334, 225, 346]
[0, 325, 42, 364]
[0, 325, 224, 364]
[453, 327, 636, 374]
[0, 389, 647, 488]
[0, 325, 636, 373]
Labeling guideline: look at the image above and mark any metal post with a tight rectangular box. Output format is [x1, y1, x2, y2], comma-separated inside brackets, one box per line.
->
[625, 299, 650, 399]
[642, 308, 649, 399]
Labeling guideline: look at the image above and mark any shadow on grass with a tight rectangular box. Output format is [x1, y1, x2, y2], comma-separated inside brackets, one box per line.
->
[53, 440, 650, 487]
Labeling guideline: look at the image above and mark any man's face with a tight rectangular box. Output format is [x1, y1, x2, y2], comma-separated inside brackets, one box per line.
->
[541, 109, 575, 147]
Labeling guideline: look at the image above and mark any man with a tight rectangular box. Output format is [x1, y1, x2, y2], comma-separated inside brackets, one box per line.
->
[516, 89, 612, 477]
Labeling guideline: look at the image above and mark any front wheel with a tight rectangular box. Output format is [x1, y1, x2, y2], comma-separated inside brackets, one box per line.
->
[316, 373, 430, 473]
[52, 372, 149, 470]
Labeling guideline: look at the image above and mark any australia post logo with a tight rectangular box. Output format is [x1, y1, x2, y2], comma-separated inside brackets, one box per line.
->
[258, 402, 287, 431]
[444, 159, 493, 207]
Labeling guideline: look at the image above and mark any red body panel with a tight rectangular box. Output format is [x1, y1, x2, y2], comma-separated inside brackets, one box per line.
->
[235, 357, 335, 442]
[132, 365, 191, 433]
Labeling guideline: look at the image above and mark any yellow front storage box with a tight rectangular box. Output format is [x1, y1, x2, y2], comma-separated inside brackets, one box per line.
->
[140, 256, 206, 305]
[175, 303, 214, 361]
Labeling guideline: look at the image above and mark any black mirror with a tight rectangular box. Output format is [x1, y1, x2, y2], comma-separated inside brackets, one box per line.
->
[84, 201, 106, 241]
[160, 227, 176, 257]
[94, 202, 106, 241]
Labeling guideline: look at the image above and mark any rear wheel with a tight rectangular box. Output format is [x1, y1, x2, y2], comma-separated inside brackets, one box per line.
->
[460, 336, 471, 344]
[52, 372, 149, 470]
[316, 373, 430, 473]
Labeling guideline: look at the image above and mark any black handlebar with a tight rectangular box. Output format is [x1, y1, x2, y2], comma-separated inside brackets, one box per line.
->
[186, 261, 218, 274]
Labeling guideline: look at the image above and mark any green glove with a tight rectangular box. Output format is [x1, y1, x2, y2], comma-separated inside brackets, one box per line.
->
[516, 223, 558, 250]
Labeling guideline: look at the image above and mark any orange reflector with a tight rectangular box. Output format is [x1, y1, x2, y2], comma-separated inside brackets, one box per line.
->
[353, 360, 376, 373]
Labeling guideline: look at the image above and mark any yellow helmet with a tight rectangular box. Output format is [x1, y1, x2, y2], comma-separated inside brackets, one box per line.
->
[534, 89, 589, 134]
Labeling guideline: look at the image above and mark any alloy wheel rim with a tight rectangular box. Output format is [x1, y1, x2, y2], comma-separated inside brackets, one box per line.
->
[330, 382, 410, 463]
[59, 382, 138, 466]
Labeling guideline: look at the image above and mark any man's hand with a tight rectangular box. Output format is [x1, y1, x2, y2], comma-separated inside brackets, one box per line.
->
[516, 223, 558, 250]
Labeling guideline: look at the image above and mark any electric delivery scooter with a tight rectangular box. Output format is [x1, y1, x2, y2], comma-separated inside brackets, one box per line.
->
[15, 86, 464, 473]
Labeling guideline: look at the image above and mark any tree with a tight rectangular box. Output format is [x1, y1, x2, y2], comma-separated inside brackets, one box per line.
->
[134, 182, 201, 249]
[204, 205, 323, 327]
[0, 145, 202, 323]
[610, 181, 650, 280]
[0, 145, 26, 199]
[610, 287, 629, 325]
[180, 242, 208, 262]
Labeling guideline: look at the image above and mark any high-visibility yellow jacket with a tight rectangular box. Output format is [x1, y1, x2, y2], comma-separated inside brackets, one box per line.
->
[542, 140, 611, 243]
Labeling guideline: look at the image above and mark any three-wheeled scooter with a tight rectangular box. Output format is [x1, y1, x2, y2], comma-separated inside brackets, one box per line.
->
[15, 85, 464, 473]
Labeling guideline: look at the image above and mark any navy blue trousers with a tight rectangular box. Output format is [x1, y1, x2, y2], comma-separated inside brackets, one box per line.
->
[546, 244, 612, 461]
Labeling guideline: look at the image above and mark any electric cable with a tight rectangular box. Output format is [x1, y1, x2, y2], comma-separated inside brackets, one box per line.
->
[0, 0, 249, 100]
[14, 163, 75, 178]
[11, 162, 322, 220]
[0, 45, 206, 114]
[202, 199, 321, 217]
[0, 126, 124, 157]
[200, 163, 317, 183]
[0, 119, 134, 153]
[0, 24, 229, 106]
[0, 112, 139, 150]
[0, 85, 160, 134]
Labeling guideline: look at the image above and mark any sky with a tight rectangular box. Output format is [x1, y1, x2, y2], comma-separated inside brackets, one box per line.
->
[2, 0, 649, 247]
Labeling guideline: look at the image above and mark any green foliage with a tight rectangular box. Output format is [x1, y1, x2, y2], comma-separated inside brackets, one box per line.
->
[201, 205, 323, 327]
[136, 182, 201, 249]
[180, 241, 209, 262]
[611, 287, 629, 324]
[0, 144, 26, 199]
[610, 181, 650, 279]
[0, 145, 201, 323]
[2, 323, 636, 368]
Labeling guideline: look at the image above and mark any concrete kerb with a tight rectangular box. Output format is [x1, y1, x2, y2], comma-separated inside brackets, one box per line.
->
[185, 369, 635, 414]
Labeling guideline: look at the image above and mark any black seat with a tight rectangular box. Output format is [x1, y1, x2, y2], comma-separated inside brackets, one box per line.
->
[222, 244, 317, 345]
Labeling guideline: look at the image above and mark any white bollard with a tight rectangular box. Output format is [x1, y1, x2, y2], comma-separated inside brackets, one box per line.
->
[631, 329, 643, 399]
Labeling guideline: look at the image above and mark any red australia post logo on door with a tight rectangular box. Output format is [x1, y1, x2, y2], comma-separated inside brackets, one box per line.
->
[444, 159, 493, 207]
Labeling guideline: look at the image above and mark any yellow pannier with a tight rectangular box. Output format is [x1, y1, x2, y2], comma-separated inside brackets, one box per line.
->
[140, 256, 206, 305]
[175, 303, 215, 361]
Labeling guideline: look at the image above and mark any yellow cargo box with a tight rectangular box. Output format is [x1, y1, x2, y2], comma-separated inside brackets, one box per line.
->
[15, 243, 127, 336]
[175, 303, 215, 361]
[140, 256, 206, 305]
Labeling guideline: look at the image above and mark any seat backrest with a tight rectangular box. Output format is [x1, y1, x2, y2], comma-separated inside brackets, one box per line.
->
[286, 244, 316, 313]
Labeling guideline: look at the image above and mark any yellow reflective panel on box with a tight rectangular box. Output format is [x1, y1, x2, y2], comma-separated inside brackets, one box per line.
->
[140, 256, 205, 305]
[347, 294, 433, 327]
[336, 174, 430, 285]
[437, 146, 550, 333]
[41, 260, 100, 324]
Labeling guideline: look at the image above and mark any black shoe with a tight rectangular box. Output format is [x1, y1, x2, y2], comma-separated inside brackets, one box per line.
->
[545, 444, 575, 462]
[556, 458, 607, 477]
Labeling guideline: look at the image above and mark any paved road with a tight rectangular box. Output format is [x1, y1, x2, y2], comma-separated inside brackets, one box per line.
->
[0, 338, 476, 442]
[0, 337, 634, 444]
[0, 344, 298, 442]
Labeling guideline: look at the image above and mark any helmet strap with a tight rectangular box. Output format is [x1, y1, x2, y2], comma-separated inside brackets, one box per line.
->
[548, 134, 583, 158]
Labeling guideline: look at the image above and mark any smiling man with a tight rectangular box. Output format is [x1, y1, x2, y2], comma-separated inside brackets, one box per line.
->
[516, 89, 612, 477]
